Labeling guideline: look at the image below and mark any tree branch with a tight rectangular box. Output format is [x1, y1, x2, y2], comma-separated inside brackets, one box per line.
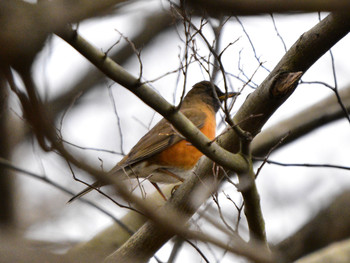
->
[238, 164, 268, 244]
[219, 13, 350, 155]
[276, 191, 350, 262]
[295, 238, 350, 263]
[48, 10, 174, 118]
[252, 84, 350, 157]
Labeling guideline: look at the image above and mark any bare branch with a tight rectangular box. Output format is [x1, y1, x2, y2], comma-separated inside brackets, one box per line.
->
[107, 84, 125, 155]
[270, 14, 288, 53]
[48, 10, 174, 123]
[254, 158, 350, 171]
[295, 238, 350, 263]
[276, 191, 350, 262]
[252, 84, 350, 157]
[236, 17, 270, 73]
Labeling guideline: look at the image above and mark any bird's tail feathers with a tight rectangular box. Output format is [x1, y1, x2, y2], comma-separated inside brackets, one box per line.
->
[67, 182, 99, 203]
[67, 167, 129, 203]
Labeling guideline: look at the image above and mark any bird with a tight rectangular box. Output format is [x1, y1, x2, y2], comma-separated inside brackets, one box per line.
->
[68, 81, 239, 202]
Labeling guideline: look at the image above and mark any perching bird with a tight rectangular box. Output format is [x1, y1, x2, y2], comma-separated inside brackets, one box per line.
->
[69, 81, 238, 202]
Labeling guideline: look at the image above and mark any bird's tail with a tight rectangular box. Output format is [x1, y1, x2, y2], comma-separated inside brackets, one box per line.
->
[67, 182, 100, 203]
[67, 166, 129, 203]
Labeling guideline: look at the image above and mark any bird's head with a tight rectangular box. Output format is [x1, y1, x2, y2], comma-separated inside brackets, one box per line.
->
[184, 81, 239, 112]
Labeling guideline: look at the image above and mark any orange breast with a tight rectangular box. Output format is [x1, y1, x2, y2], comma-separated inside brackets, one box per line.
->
[154, 107, 216, 170]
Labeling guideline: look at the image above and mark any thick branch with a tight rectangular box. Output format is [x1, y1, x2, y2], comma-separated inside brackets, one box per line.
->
[238, 165, 267, 244]
[48, 10, 174, 118]
[220, 13, 350, 155]
[67, 185, 175, 262]
[252, 84, 350, 157]
[295, 238, 350, 263]
[276, 191, 350, 262]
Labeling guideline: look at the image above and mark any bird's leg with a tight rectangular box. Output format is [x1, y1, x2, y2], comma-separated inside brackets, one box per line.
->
[150, 182, 167, 201]
[158, 168, 185, 182]
[171, 184, 180, 196]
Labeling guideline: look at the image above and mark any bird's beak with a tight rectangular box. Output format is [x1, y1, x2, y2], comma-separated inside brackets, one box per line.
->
[218, 91, 240, 101]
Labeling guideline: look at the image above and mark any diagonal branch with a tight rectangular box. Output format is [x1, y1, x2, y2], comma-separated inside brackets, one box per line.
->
[57, 26, 249, 175]
[48, 10, 174, 118]
[252, 84, 350, 157]
[220, 13, 350, 155]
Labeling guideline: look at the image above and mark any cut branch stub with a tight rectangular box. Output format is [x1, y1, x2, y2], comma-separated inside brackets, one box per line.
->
[270, 71, 303, 98]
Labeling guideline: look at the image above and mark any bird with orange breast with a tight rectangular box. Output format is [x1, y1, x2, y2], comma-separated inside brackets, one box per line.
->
[69, 81, 238, 202]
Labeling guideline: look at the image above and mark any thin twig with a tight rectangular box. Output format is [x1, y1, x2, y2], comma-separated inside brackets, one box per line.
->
[186, 239, 211, 263]
[255, 132, 290, 178]
[107, 83, 125, 155]
[235, 17, 270, 73]
[329, 49, 350, 124]
[253, 158, 350, 171]
[66, 160, 144, 215]
[212, 192, 236, 234]
[61, 139, 123, 155]
[270, 14, 287, 52]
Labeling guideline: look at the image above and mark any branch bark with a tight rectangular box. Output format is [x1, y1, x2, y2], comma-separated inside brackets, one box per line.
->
[252, 84, 350, 157]
[295, 238, 350, 263]
[276, 191, 350, 262]
[66, 185, 174, 262]
[48, 10, 174, 119]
